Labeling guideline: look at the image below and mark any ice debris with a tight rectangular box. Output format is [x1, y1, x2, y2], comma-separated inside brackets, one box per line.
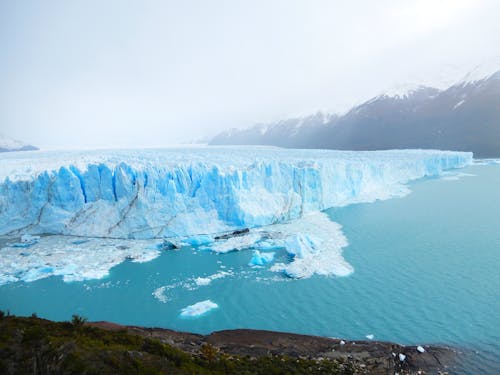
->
[269, 213, 352, 278]
[0, 235, 160, 285]
[248, 250, 275, 266]
[194, 271, 232, 286]
[180, 300, 218, 318]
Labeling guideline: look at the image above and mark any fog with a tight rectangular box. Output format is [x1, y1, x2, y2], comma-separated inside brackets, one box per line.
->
[1, 0, 499, 149]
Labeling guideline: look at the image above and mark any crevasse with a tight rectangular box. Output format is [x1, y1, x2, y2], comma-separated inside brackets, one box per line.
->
[0, 148, 473, 239]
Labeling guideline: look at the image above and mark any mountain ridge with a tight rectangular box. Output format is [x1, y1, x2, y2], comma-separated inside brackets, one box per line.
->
[210, 70, 500, 157]
[0, 135, 38, 153]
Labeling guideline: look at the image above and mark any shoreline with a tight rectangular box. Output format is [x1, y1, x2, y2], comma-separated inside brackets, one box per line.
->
[0, 314, 459, 374]
[89, 320, 457, 374]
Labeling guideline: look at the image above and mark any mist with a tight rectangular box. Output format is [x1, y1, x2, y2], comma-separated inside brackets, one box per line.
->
[1, 0, 499, 149]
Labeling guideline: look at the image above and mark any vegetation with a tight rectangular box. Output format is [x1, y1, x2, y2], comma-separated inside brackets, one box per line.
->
[0, 313, 364, 375]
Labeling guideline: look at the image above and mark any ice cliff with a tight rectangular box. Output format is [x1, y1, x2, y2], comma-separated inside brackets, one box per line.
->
[0, 147, 472, 239]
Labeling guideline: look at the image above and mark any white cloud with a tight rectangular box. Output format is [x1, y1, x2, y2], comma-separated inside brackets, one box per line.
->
[388, 0, 483, 38]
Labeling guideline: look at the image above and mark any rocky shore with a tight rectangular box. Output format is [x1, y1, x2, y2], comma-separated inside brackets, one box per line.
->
[90, 321, 457, 374]
[0, 314, 457, 374]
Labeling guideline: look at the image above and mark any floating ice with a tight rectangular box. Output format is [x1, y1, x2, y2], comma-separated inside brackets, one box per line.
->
[152, 286, 169, 303]
[417, 345, 425, 353]
[194, 270, 232, 286]
[180, 300, 218, 318]
[269, 213, 352, 278]
[0, 235, 160, 285]
[248, 250, 275, 266]
[366, 334, 374, 340]
[194, 277, 211, 286]
[152, 270, 233, 302]
[203, 233, 262, 254]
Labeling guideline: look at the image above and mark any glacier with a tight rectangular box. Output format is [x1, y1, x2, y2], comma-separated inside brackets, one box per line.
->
[0, 147, 472, 283]
[0, 147, 472, 239]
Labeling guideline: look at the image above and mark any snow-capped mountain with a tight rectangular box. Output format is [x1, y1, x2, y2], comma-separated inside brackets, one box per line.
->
[0, 135, 38, 152]
[211, 111, 337, 148]
[210, 69, 500, 157]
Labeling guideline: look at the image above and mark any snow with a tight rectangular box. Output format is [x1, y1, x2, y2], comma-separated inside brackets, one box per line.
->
[379, 83, 429, 99]
[459, 59, 500, 84]
[180, 300, 218, 318]
[0, 147, 472, 240]
[453, 99, 465, 109]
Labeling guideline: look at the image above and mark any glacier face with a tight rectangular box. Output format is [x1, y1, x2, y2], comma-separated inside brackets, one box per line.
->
[0, 147, 472, 239]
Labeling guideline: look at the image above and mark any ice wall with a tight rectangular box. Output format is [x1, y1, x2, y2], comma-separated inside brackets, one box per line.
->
[0, 148, 472, 239]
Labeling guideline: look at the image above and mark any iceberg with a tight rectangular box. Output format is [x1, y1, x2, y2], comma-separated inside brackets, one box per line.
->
[0, 148, 472, 239]
[269, 212, 352, 278]
[248, 250, 275, 266]
[180, 300, 219, 318]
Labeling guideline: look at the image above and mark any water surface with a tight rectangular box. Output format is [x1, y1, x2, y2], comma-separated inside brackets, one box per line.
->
[1, 163, 499, 374]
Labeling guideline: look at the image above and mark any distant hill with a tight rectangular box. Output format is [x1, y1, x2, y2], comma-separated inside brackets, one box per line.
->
[0, 135, 38, 152]
[210, 70, 500, 158]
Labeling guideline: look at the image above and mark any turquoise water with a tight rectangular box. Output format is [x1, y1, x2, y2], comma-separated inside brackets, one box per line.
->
[1, 163, 499, 373]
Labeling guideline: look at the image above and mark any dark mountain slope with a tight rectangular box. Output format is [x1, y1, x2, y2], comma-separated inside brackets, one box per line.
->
[211, 72, 500, 157]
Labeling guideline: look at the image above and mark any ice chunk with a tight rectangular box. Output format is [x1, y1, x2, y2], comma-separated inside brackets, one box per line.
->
[248, 250, 275, 266]
[399, 353, 406, 361]
[181, 235, 214, 247]
[365, 334, 374, 340]
[152, 286, 169, 303]
[284, 233, 321, 258]
[180, 300, 218, 318]
[194, 270, 232, 286]
[417, 345, 425, 353]
[194, 277, 211, 286]
[204, 233, 261, 254]
[269, 212, 352, 279]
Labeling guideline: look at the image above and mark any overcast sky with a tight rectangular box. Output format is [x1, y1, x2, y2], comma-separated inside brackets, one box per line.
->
[1, 0, 500, 149]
